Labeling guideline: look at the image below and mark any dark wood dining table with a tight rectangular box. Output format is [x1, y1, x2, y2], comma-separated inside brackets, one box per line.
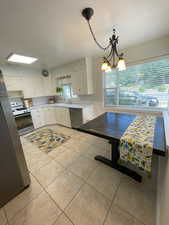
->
[77, 112, 166, 182]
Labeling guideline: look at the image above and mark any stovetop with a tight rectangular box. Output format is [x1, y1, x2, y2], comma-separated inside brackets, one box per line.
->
[12, 107, 30, 116]
[10, 102, 30, 116]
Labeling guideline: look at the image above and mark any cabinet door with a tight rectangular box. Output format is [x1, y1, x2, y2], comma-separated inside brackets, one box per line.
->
[43, 107, 56, 125]
[23, 76, 43, 98]
[60, 108, 71, 127]
[50, 108, 56, 124]
[42, 76, 55, 96]
[23, 76, 36, 98]
[31, 109, 41, 129]
[71, 71, 87, 95]
[33, 77, 44, 97]
[39, 109, 46, 127]
[4, 76, 23, 91]
[55, 107, 62, 124]
[55, 107, 70, 126]
[31, 108, 45, 129]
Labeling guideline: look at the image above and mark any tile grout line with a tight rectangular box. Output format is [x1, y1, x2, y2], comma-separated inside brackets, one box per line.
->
[66, 158, 122, 203]
[102, 176, 123, 225]
[23, 127, 121, 225]
[53, 211, 76, 225]
[110, 175, 148, 225]
[114, 203, 148, 225]
[20, 127, 110, 225]
[31, 167, 66, 191]
[31, 166, 95, 225]
[4, 179, 44, 223]
[59, 177, 87, 212]
[30, 173, 65, 215]
[62, 212, 76, 225]
[30, 173, 77, 225]
[3, 207, 10, 225]
[43, 166, 87, 225]
[28, 159, 53, 174]
[67, 167, 113, 203]
[114, 175, 152, 225]
[62, 170, 115, 225]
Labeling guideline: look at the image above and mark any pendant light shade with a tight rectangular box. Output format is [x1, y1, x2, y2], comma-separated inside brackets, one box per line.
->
[101, 62, 108, 71]
[117, 58, 126, 71]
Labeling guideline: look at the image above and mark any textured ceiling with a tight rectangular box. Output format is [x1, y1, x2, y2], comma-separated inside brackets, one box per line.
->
[0, 0, 169, 69]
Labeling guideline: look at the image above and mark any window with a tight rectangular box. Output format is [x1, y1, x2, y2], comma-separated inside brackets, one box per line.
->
[62, 84, 77, 99]
[104, 58, 169, 108]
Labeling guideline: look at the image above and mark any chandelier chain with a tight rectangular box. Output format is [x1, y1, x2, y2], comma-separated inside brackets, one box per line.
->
[87, 21, 111, 51]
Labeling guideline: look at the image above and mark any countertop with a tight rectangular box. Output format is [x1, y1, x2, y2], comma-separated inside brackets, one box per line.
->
[30, 103, 92, 109]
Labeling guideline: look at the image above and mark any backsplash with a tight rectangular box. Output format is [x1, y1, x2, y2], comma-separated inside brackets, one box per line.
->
[32, 96, 54, 106]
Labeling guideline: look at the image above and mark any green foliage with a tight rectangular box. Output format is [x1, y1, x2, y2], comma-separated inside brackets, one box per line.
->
[106, 58, 169, 91]
[158, 85, 167, 92]
[56, 87, 63, 93]
[139, 86, 145, 92]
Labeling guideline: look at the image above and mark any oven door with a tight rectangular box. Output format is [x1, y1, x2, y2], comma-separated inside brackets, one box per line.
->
[15, 113, 33, 130]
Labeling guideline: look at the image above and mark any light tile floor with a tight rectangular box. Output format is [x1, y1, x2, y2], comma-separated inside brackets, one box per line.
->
[1, 125, 157, 225]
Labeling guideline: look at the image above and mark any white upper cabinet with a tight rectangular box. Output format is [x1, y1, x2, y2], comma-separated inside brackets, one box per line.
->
[42, 75, 55, 96]
[4, 75, 24, 91]
[52, 57, 94, 96]
[23, 75, 44, 98]
[4, 72, 54, 98]
[71, 57, 93, 95]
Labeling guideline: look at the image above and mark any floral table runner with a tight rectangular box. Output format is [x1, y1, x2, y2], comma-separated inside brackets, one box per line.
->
[119, 115, 156, 173]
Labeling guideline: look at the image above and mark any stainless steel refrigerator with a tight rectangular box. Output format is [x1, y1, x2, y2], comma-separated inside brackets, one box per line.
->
[0, 70, 30, 207]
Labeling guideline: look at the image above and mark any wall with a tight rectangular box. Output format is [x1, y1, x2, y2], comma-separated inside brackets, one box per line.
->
[157, 112, 169, 225]
[91, 35, 169, 225]
[124, 34, 169, 66]
[32, 96, 54, 106]
[51, 34, 169, 225]
[123, 36, 169, 225]
[89, 35, 169, 225]
[51, 34, 169, 113]
[0, 63, 42, 77]
[51, 35, 169, 117]
[157, 154, 169, 225]
[0, 64, 54, 105]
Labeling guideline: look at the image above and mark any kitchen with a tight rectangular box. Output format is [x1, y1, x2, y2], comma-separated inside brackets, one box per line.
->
[2, 57, 94, 134]
[0, 1, 169, 224]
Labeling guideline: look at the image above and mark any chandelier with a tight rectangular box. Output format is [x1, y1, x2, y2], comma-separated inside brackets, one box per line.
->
[82, 7, 126, 72]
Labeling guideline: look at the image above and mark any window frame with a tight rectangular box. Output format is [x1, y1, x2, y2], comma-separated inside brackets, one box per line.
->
[62, 83, 78, 99]
[103, 58, 169, 111]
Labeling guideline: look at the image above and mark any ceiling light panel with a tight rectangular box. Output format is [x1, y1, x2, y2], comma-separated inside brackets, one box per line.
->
[7, 54, 38, 64]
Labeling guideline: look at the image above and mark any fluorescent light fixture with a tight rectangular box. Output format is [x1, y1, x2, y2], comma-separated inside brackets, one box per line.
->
[7, 54, 38, 64]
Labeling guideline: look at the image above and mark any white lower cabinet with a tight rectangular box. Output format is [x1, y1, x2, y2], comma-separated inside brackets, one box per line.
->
[55, 107, 71, 127]
[43, 107, 56, 125]
[31, 106, 71, 129]
[31, 108, 45, 129]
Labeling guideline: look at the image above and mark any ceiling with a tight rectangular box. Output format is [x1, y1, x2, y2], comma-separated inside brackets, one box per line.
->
[0, 0, 169, 69]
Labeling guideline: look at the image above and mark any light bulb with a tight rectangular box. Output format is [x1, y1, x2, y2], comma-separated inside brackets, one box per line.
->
[117, 58, 126, 71]
[105, 65, 112, 73]
[101, 62, 108, 71]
